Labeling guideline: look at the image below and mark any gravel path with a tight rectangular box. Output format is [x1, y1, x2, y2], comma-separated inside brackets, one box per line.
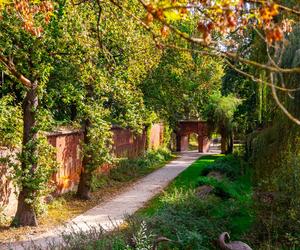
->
[4, 151, 205, 250]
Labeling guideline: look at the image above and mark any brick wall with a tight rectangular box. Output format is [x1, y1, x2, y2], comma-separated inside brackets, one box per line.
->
[0, 148, 18, 217]
[148, 123, 164, 150]
[47, 130, 84, 195]
[111, 126, 147, 158]
[0, 123, 164, 216]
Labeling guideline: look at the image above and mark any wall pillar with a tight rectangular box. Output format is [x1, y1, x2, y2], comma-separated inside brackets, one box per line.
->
[176, 134, 189, 151]
[180, 135, 189, 151]
[201, 136, 211, 153]
[198, 123, 211, 153]
[176, 134, 181, 151]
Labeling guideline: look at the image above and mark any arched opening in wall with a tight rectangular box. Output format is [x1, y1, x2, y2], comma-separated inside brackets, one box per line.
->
[210, 132, 222, 153]
[176, 121, 211, 153]
[188, 133, 198, 151]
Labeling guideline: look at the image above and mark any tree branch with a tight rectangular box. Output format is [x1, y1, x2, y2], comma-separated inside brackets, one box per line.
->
[246, 0, 300, 16]
[0, 53, 31, 88]
[165, 43, 300, 93]
[270, 73, 300, 125]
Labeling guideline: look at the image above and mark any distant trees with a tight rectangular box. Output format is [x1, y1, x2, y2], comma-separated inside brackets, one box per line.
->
[204, 92, 241, 154]
[142, 46, 224, 127]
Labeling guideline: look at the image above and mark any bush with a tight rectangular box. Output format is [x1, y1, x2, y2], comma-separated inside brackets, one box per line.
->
[143, 188, 253, 249]
[91, 148, 173, 190]
[0, 95, 22, 148]
[247, 124, 300, 248]
[146, 190, 219, 249]
[201, 153, 247, 180]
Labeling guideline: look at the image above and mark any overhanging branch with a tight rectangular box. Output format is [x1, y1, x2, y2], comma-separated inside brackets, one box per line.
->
[0, 53, 32, 88]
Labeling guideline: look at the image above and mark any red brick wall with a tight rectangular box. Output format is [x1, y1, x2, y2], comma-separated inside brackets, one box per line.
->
[0, 148, 18, 216]
[47, 130, 83, 194]
[0, 123, 164, 216]
[111, 126, 146, 158]
[177, 121, 211, 153]
[148, 124, 164, 150]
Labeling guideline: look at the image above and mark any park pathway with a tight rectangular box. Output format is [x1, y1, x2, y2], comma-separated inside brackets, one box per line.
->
[3, 151, 208, 250]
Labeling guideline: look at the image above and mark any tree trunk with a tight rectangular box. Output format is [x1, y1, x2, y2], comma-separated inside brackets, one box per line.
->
[221, 129, 227, 154]
[13, 189, 38, 226]
[13, 81, 38, 227]
[70, 103, 77, 121]
[226, 133, 234, 154]
[76, 119, 93, 200]
[77, 84, 96, 200]
[77, 170, 92, 200]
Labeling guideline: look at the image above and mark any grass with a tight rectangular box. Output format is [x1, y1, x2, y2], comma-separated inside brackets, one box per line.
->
[0, 148, 174, 243]
[135, 153, 254, 249]
[139, 155, 222, 216]
[6, 153, 255, 249]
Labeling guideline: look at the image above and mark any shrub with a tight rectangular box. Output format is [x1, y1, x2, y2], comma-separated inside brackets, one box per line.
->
[91, 148, 173, 191]
[0, 95, 22, 148]
[201, 153, 247, 180]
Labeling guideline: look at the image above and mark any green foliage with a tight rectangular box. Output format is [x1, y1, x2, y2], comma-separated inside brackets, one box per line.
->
[82, 107, 113, 173]
[91, 148, 173, 191]
[197, 175, 251, 201]
[24, 219, 155, 250]
[246, 24, 300, 244]
[45, 0, 161, 133]
[142, 47, 224, 127]
[201, 153, 247, 180]
[145, 124, 152, 150]
[60, 225, 129, 250]
[248, 27, 300, 249]
[125, 221, 154, 250]
[204, 92, 241, 132]
[138, 155, 253, 249]
[0, 95, 22, 148]
[10, 135, 57, 212]
[247, 125, 300, 248]
[162, 124, 172, 149]
[133, 155, 253, 249]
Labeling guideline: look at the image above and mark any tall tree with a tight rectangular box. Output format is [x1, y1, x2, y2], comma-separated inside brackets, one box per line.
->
[0, 1, 58, 226]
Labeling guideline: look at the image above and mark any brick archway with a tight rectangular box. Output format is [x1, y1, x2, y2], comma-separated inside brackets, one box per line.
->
[176, 120, 210, 153]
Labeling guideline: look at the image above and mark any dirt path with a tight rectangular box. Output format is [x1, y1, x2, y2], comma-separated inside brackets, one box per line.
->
[3, 151, 205, 250]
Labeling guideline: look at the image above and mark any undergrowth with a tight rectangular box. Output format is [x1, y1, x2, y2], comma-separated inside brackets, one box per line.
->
[138, 154, 254, 249]
[91, 148, 174, 190]
[32, 153, 255, 250]
[0, 148, 174, 243]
